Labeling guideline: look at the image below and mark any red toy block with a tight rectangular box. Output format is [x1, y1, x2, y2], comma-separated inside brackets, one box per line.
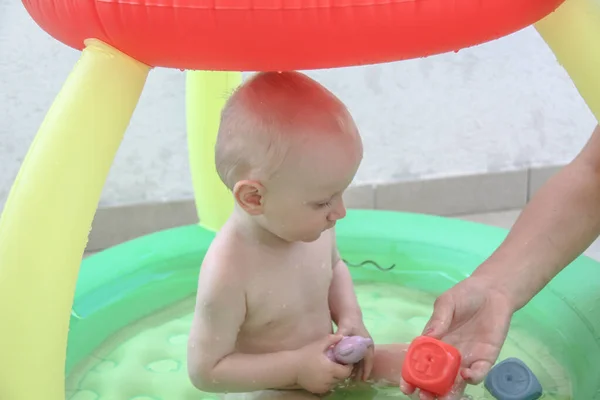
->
[401, 336, 461, 396]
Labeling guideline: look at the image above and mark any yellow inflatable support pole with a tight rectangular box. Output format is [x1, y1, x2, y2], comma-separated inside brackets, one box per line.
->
[186, 70, 242, 231]
[0, 39, 150, 400]
[535, 0, 600, 122]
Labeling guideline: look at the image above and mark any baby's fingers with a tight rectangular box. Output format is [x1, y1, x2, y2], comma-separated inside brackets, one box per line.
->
[351, 362, 363, 381]
[333, 363, 353, 380]
[361, 350, 374, 381]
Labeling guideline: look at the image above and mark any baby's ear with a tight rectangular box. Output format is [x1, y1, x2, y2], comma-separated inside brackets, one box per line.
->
[233, 180, 265, 215]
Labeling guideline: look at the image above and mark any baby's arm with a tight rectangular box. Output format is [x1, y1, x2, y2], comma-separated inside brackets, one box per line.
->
[328, 230, 362, 325]
[187, 261, 300, 393]
[328, 230, 375, 380]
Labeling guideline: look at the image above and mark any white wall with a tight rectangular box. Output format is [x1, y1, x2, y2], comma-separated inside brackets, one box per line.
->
[0, 0, 597, 209]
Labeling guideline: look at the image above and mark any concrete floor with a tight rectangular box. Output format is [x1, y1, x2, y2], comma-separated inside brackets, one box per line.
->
[457, 208, 600, 261]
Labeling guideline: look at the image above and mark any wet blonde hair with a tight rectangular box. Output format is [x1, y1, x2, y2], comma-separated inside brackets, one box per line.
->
[214, 71, 357, 190]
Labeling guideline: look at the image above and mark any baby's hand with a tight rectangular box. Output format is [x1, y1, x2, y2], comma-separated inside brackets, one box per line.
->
[295, 334, 353, 394]
[336, 316, 374, 381]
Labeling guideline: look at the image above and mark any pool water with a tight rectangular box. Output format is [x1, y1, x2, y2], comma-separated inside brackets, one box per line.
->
[66, 282, 572, 400]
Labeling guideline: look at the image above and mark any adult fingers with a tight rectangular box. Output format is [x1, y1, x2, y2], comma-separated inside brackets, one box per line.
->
[410, 370, 467, 400]
[399, 378, 417, 395]
[422, 294, 456, 338]
[461, 360, 492, 385]
[439, 369, 468, 400]
[417, 386, 465, 400]
[418, 390, 436, 400]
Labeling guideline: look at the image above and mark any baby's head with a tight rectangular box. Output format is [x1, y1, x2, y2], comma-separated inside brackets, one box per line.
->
[215, 71, 363, 243]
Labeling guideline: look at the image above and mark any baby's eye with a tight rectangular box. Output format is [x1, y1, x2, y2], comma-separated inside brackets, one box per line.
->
[317, 201, 332, 208]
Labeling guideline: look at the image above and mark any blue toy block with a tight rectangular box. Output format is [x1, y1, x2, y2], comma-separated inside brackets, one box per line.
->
[484, 358, 542, 400]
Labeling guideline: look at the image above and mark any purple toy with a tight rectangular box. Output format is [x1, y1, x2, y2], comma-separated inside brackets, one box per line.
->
[326, 335, 374, 365]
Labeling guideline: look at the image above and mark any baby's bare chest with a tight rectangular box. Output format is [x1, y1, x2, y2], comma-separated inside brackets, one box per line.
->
[244, 244, 333, 325]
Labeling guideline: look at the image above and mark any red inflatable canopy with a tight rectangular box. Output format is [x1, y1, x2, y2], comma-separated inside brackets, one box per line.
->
[22, 0, 565, 71]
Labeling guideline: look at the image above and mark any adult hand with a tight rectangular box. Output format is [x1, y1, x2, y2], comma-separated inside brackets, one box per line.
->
[400, 275, 515, 400]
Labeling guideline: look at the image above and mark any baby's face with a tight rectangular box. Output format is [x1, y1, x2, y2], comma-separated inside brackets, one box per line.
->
[261, 134, 362, 243]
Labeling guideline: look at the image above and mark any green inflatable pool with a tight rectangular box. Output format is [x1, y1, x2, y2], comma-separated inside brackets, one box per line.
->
[65, 210, 600, 399]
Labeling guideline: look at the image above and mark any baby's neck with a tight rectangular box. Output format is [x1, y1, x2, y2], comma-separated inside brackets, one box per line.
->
[229, 207, 294, 250]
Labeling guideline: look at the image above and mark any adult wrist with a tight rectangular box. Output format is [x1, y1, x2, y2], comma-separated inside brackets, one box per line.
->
[469, 260, 528, 313]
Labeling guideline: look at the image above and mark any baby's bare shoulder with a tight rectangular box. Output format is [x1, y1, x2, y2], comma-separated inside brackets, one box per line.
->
[195, 229, 257, 301]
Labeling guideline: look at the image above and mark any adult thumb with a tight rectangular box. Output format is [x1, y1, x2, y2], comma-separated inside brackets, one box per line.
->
[422, 295, 455, 338]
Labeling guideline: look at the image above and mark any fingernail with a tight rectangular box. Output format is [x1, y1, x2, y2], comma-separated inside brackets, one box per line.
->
[460, 369, 469, 379]
[422, 326, 433, 335]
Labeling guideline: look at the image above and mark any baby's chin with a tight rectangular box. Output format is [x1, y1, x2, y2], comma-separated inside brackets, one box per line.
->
[299, 236, 320, 243]
[298, 231, 324, 243]
[299, 227, 333, 242]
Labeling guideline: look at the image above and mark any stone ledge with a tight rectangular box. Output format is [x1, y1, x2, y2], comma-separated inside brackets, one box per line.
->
[86, 165, 564, 251]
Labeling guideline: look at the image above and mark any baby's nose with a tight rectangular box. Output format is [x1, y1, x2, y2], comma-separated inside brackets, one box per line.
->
[328, 200, 346, 221]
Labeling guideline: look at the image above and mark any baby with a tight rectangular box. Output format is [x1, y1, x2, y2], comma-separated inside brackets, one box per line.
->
[187, 71, 410, 399]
